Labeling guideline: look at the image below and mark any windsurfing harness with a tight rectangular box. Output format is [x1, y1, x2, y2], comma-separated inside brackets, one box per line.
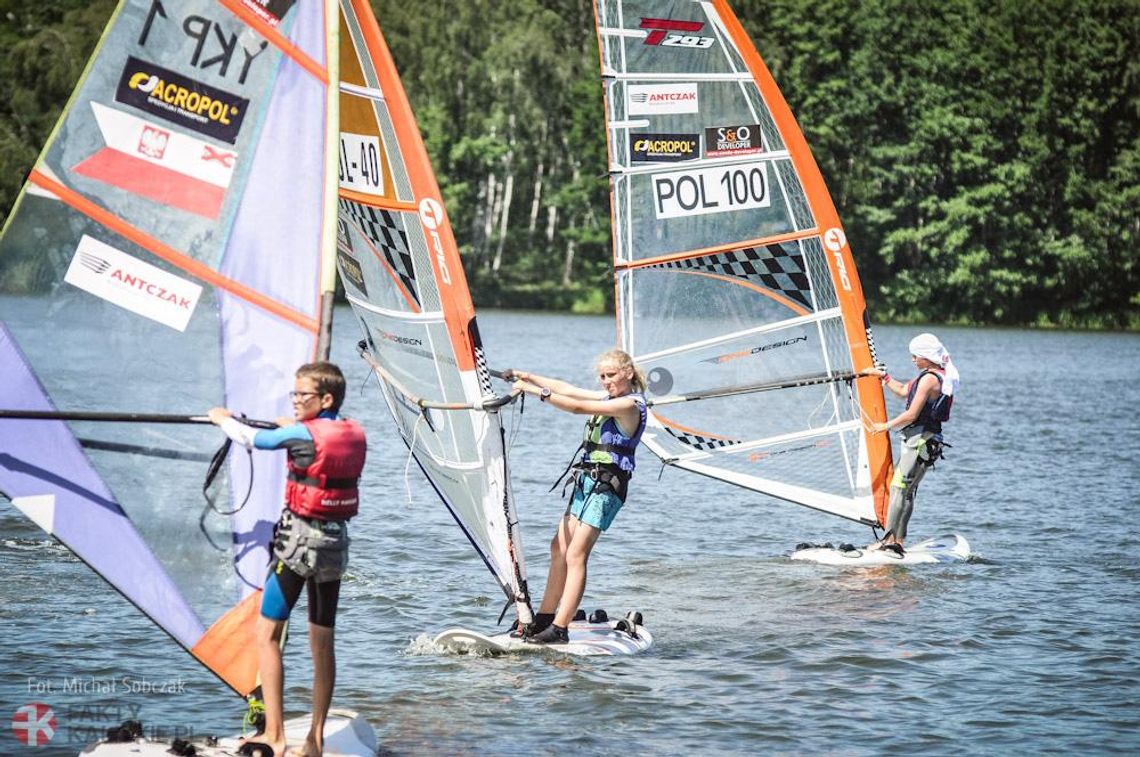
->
[272, 509, 349, 582]
[552, 394, 648, 503]
[903, 369, 953, 438]
[286, 418, 367, 520]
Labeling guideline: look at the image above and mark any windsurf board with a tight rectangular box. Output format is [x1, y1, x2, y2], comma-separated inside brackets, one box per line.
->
[80, 709, 376, 756]
[791, 533, 971, 566]
[435, 614, 652, 656]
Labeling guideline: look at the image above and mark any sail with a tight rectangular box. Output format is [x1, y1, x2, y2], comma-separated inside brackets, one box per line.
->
[0, 0, 340, 695]
[334, 2, 532, 621]
[592, 0, 892, 525]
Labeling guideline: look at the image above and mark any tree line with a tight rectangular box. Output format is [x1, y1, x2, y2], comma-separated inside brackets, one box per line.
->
[1, 0, 1136, 327]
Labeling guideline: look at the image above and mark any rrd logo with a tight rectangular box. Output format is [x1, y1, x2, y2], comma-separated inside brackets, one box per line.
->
[418, 198, 451, 285]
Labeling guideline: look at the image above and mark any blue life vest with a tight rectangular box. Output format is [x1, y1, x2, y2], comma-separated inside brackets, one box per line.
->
[581, 393, 647, 473]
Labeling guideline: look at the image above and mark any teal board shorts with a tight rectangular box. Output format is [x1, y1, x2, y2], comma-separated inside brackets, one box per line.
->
[567, 473, 624, 532]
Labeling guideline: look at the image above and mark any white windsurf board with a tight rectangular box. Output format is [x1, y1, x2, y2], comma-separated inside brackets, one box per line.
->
[791, 533, 971, 566]
[79, 708, 376, 756]
[435, 615, 652, 656]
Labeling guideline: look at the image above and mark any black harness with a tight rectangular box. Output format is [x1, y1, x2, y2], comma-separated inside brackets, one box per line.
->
[550, 441, 632, 503]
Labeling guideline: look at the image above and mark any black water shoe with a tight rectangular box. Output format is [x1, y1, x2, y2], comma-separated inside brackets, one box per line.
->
[511, 612, 554, 638]
[526, 623, 568, 644]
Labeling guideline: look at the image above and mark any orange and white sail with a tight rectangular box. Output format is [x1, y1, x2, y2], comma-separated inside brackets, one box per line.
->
[334, 2, 532, 623]
[591, 0, 892, 525]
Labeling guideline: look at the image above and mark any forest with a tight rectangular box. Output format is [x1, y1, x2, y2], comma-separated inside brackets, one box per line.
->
[1, 0, 1137, 328]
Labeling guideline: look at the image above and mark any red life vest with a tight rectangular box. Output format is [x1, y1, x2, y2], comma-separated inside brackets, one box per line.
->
[285, 418, 366, 520]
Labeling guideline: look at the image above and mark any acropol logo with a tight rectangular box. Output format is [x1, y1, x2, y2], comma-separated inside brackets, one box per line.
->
[629, 133, 700, 162]
[116, 56, 248, 144]
[12, 702, 57, 746]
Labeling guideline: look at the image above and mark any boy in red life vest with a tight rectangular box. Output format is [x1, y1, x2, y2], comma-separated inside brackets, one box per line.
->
[208, 361, 366, 757]
[868, 333, 960, 555]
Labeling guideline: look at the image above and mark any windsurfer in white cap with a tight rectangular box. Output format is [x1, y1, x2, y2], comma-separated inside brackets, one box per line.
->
[867, 333, 960, 554]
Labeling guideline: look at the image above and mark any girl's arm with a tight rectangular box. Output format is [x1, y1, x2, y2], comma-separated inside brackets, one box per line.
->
[513, 382, 641, 437]
[506, 369, 605, 400]
[866, 367, 908, 398]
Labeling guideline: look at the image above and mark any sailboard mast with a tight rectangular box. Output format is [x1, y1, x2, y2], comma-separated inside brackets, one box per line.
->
[591, 0, 893, 526]
[0, 0, 343, 696]
[334, 1, 533, 625]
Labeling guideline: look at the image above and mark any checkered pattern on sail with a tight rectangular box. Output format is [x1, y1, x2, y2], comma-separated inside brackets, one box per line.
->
[473, 345, 493, 394]
[649, 243, 812, 310]
[663, 427, 740, 451]
[339, 199, 419, 307]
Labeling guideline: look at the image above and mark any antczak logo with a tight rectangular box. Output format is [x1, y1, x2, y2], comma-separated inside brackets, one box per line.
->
[12, 703, 57, 746]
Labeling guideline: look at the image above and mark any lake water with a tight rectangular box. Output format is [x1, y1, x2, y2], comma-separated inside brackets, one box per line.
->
[2, 310, 1139, 755]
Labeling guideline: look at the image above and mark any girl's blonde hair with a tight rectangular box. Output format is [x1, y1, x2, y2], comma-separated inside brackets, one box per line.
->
[596, 349, 647, 394]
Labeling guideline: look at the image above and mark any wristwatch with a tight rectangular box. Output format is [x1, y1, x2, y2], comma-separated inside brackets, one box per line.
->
[540, 387, 552, 402]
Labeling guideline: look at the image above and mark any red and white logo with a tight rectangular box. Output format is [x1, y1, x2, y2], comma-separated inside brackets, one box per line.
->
[73, 102, 239, 219]
[823, 227, 852, 291]
[12, 703, 57, 746]
[640, 18, 713, 48]
[627, 83, 700, 116]
[202, 145, 236, 168]
[137, 125, 169, 159]
[64, 234, 204, 331]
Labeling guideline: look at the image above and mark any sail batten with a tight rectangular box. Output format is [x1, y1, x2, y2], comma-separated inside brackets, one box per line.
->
[603, 71, 756, 82]
[614, 227, 822, 268]
[611, 149, 793, 177]
[340, 82, 385, 100]
[217, 0, 329, 83]
[594, 0, 891, 525]
[636, 309, 844, 363]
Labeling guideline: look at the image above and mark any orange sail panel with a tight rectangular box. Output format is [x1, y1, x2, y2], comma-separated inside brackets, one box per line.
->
[191, 591, 263, 697]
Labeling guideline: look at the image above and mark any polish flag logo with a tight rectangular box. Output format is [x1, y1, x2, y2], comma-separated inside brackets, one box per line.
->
[73, 102, 238, 218]
[12, 703, 57, 746]
[138, 125, 170, 159]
